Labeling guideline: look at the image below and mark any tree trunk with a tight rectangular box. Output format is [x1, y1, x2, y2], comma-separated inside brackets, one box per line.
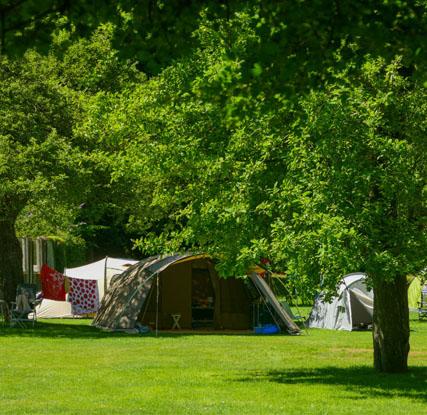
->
[0, 218, 24, 304]
[372, 275, 410, 372]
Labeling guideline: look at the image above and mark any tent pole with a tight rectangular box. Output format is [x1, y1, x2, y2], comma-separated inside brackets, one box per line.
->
[104, 256, 108, 298]
[274, 276, 307, 332]
[251, 275, 282, 331]
[155, 274, 159, 337]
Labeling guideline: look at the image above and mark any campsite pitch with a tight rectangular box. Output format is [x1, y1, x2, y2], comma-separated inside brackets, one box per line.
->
[0, 315, 426, 415]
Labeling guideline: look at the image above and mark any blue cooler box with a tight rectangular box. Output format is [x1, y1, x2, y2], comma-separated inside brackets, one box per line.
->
[254, 324, 280, 334]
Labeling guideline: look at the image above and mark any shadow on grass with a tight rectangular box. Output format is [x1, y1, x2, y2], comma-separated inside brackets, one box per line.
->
[237, 366, 427, 401]
[0, 320, 261, 339]
[0, 321, 129, 339]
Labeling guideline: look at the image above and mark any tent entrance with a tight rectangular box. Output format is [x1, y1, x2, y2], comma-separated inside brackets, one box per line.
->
[191, 267, 215, 329]
[349, 289, 373, 327]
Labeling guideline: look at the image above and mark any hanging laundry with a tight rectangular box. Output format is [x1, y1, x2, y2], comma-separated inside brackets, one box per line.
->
[68, 278, 99, 315]
[40, 264, 66, 301]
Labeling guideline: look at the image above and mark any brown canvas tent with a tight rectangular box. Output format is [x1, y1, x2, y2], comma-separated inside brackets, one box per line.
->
[93, 254, 300, 334]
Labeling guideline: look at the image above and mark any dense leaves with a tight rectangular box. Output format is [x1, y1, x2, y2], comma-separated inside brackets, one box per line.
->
[0, 52, 76, 219]
[97, 9, 427, 288]
[1, 0, 426, 371]
[272, 59, 427, 291]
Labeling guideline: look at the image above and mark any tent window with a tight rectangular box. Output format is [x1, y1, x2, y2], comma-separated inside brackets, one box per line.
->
[191, 268, 215, 328]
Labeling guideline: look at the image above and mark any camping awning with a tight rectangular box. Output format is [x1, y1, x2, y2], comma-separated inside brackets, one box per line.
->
[64, 258, 138, 280]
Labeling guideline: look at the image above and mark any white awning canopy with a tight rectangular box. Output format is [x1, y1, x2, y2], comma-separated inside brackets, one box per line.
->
[64, 257, 137, 280]
[64, 257, 138, 301]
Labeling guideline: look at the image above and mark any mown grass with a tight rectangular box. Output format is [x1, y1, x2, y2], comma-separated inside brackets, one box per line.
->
[0, 314, 426, 415]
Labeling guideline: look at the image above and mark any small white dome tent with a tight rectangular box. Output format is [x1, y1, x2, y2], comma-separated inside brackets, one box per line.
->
[308, 272, 373, 331]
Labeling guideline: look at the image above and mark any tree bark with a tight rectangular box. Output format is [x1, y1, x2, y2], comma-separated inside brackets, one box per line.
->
[372, 275, 410, 372]
[0, 218, 24, 304]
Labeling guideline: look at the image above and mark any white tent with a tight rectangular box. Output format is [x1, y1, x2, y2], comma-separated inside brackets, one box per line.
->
[307, 272, 373, 331]
[64, 257, 138, 300]
[35, 297, 74, 319]
[35, 257, 137, 318]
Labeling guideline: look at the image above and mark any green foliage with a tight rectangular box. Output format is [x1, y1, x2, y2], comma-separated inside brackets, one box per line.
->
[8, 24, 139, 245]
[0, 51, 78, 218]
[3, 1, 427, 79]
[272, 59, 427, 291]
[2, 0, 427, 289]
[1, 0, 426, 371]
[100, 7, 427, 292]
[53, 22, 143, 93]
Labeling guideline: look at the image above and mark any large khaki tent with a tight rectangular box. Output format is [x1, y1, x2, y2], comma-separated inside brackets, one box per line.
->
[308, 273, 373, 331]
[93, 254, 300, 334]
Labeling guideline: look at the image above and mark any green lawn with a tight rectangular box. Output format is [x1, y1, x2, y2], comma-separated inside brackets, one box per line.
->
[0, 314, 426, 415]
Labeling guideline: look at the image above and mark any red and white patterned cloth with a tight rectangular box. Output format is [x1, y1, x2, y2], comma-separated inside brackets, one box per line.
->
[68, 278, 99, 315]
[40, 264, 66, 301]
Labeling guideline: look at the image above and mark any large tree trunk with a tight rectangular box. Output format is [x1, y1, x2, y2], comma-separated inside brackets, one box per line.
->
[372, 275, 410, 372]
[0, 218, 24, 305]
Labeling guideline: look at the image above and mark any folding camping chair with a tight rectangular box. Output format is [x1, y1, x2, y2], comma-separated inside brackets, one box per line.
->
[171, 314, 181, 329]
[10, 284, 39, 328]
[0, 300, 9, 327]
[418, 286, 427, 321]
